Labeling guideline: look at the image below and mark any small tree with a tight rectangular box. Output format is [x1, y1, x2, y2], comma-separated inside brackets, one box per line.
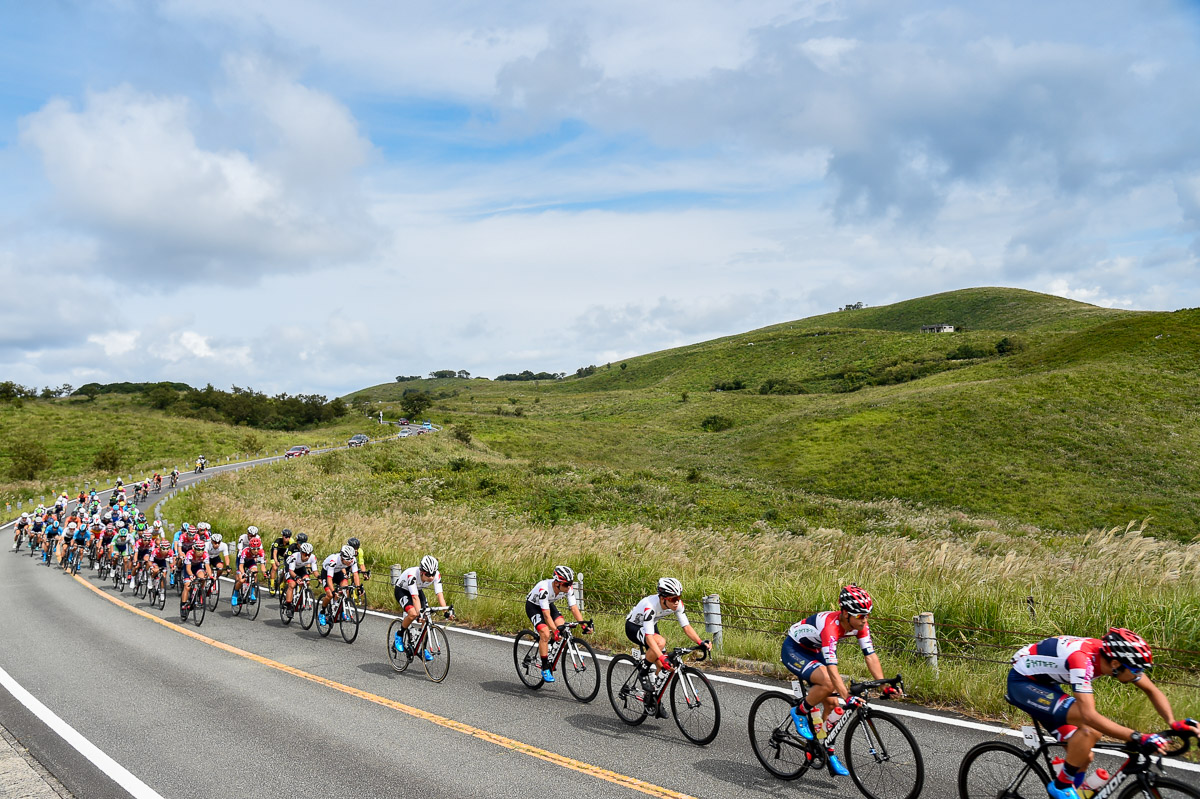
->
[400, 391, 433, 419]
[80, 384, 101, 402]
[8, 437, 51, 479]
[240, 432, 265, 454]
[452, 422, 474, 445]
[92, 441, 122, 472]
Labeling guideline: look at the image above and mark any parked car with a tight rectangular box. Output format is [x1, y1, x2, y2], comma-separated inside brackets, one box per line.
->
[348, 434, 369, 447]
[285, 445, 311, 459]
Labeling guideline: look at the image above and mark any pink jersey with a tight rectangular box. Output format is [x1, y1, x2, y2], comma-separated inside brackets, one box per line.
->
[1011, 636, 1103, 694]
[786, 610, 874, 665]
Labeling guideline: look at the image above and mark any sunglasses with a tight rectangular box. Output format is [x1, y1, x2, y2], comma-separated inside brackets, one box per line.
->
[1113, 662, 1143, 676]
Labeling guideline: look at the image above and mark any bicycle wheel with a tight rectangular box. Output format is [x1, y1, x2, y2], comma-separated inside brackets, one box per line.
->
[606, 655, 649, 726]
[387, 619, 411, 673]
[670, 666, 720, 745]
[206, 577, 221, 611]
[513, 630, 545, 689]
[562, 638, 600, 702]
[279, 589, 294, 625]
[137, 571, 148, 597]
[748, 691, 811, 779]
[1119, 775, 1200, 798]
[192, 589, 207, 626]
[299, 588, 316, 630]
[156, 576, 167, 610]
[957, 740, 1050, 799]
[843, 709, 924, 799]
[422, 624, 450, 682]
[246, 580, 261, 621]
[316, 600, 333, 637]
[354, 589, 366, 623]
[339, 597, 359, 643]
[232, 584, 244, 616]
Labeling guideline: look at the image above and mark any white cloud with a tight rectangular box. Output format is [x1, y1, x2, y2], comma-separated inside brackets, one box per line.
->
[87, 331, 139, 358]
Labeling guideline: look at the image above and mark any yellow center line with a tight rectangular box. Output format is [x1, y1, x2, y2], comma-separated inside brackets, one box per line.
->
[73, 574, 695, 799]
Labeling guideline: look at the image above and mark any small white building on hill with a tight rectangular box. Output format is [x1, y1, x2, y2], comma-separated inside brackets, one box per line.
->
[921, 324, 956, 333]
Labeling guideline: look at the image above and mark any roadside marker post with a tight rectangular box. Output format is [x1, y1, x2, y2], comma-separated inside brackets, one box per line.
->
[914, 612, 939, 673]
[463, 572, 478, 600]
[703, 594, 723, 649]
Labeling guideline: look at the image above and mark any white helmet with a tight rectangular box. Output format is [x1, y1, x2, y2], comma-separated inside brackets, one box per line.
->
[153, 520, 162, 529]
[211, 533, 222, 544]
[657, 577, 683, 597]
[198, 522, 211, 531]
[300, 542, 314, 555]
[67, 522, 77, 530]
[21, 512, 29, 519]
[420, 555, 438, 574]
[246, 525, 258, 536]
[340, 545, 356, 561]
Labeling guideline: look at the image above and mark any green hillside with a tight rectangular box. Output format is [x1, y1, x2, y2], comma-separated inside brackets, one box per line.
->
[347, 287, 1200, 539]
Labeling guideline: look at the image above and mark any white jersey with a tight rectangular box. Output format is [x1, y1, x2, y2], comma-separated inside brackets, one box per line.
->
[526, 578, 577, 610]
[204, 541, 228, 559]
[626, 594, 690, 634]
[286, 551, 317, 573]
[394, 565, 442, 596]
[321, 553, 359, 576]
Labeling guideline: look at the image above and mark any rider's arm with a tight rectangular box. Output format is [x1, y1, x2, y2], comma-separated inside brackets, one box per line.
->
[1070, 692, 1136, 740]
[863, 651, 885, 681]
[681, 624, 706, 648]
[1131, 674, 1175, 725]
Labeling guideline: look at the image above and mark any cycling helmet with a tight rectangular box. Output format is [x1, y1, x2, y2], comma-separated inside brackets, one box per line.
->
[153, 520, 162, 528]
[1101, 628, 1153, 672]
[246, 525, 258, 536]
[341, 545, 357, 561]
[187, 524, 196, 533]
[657, 577, 683, 597]
[296, 532, 308, 544]
[67, 522, 77, 530]
[211, 533, 223, 544]
[141, 531, 152, 540]
[21, 512, 29, 519]
[137, 513, 146, 521]
[249, 536, 262, 549]
[839, 585, 874, 615]
[553, 565, 575, 584]
[347, 537, 360, 550]
[300, 542, 314, 555]
[281, 528, 292, 538]
[116, 520, 125, 528]
[198, 522, 210, 531]
[420, 555, 438, 574]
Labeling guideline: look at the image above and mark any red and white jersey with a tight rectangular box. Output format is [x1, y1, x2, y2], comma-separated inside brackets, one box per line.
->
[787, 611, 874, 666]
[393, 565, 434, 594]
[526, 578, 577, 610]
[238, 546, 264, 565]
[184, 547, 207, 566]
[153, 541, 173, 559]
[1011, 636, 1103, 694]
[626, 595, 690, 635]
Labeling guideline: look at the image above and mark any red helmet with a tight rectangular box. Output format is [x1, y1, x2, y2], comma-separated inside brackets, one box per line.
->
[839, 585, 874, 615]
[249, 536, 262, 549]
[1100, 628, 1153, 672]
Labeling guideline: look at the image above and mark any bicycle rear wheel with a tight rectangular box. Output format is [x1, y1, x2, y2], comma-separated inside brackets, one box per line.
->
[1118, 775, 1200, 798]
[606, 655, 649, 726]
[317, 600, 333, 637]
[748, 691, 810, 779]
[299, 588, 315, 630]
[279, 590, 294, 625]
[843, 709, 924, 799]
[387, 619, 411, 673]
[339, 598, 359, 643]
[422, 624, 450, 682]
[562, 638, 600, 702]
[957, 740, 1049, 799]
[670, 666, 720, 745]
[513, 630, 545, 689]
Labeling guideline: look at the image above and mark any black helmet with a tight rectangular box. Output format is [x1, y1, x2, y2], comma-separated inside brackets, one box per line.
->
[295, 532, 308, 544]
[281, 528, 293, 538]
[348, 537, 361, 550]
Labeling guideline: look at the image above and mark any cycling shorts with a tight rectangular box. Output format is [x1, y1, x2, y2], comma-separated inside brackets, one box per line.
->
[396, 587, 427, 610]
[137, 548, 153, 558]
[209, 556, 224, 568]
[46, 530, 60, 539]
[74, 536, 90, 546]
[153, 558, 169, 570]
[625, 620, 658, 647]
[1005, 670, 1076, 729]
[782, 637, 826, 682]
[327, 570, 347, 586]
[525, 600, 562, 629]
[286, 567, 309, 583]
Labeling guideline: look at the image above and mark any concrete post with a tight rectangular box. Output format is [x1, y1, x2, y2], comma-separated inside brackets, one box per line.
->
[576, 571, 584, 613]
[463, 571, 478, 600]
[702, 594, 723, 649]
[914, 612, 939, 672]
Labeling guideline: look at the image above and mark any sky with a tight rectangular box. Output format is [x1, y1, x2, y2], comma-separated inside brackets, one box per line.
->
[2, 1, 1199, 397]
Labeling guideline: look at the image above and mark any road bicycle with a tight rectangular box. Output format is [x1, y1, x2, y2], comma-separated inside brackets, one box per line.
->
[316, 584, 360, 644]
[112, 557, 129, 591]
[387, 604, 452, 682]
[230, 572, 260, 620]
[513, 620, 600, 702]
[204, 568, 223, 611]
[169, 474, 178, 489]
[132, 561, 150, 598]
[279, 578, 316, 627]
[748, 674, 923, 799]
[958, 719, 1198, 798]
[12, 527, 27, 553]
[349, 570, 371, 623]
[607, 643, 720, 745]
[181, 576, 209, 626]
[147, 569, 168, 611]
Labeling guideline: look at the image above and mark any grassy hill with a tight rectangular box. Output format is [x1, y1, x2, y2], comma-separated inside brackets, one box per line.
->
[347, 287, 1200, 539]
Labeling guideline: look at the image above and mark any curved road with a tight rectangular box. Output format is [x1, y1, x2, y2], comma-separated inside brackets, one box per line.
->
[1, 454, 1196, 798]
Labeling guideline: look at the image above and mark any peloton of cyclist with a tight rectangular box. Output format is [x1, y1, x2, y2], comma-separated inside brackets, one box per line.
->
[625, 577, 712, 717]
[283, 543, 318, 609]
[525, 565, 590, 682]
[233, 528, 264, 607]
[781, 585, 894, 777]
[1007, 628, 1199, 799]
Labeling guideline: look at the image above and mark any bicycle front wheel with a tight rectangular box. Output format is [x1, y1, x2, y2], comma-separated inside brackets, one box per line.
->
[513, 631, 545, 689]
[354, 590, 366, 623]
[206, 577, 220, 611]
[957, 740, 1049, 799]
[423, 624, 450, 682]
[670, 666, 720, 745]
[843, 709, 924, 799]
[316, 601, 333, 637]
[387, 619, 411, 673]
[339, 598, 359, 643]
[1118, 774, 1200, 799]
[246, 581, 261, 620]
[606, 655, 649, 726]
[279, 591, 294, 625]
[298, 588, 315, 630]
[748, 691, 810, 780]
[232, 585, 244, 616]
[192, 589, 207, 626]
[562, 638, 600, 703]
[156, 576, 167, 610]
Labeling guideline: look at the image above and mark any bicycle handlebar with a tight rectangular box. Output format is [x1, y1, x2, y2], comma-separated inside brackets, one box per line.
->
[849, 674, 905, 698]
[669, 643, 710, 664]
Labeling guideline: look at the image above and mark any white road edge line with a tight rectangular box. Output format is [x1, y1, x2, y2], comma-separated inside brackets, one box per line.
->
[0, 664, 166, 799]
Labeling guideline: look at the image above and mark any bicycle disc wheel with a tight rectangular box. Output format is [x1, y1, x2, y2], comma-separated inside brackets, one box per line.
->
[299, 589, 316, 630]
[562, 638, 600, 703]
[1118, 775, 1200, 799]
[339, 598, 359, 643]
[513, 630, 545, 689]
[316, 601, 333, 637]
[206, 577, 220, 611]
[387, 619, 411, 673]
[957, 740, 1049, 799]
[748, 691, 811, 779]
[606, 655, 649, 726]
[423, 624, 450, 682]
[670, 666, 720, 745]
[843, 709, 924, 799]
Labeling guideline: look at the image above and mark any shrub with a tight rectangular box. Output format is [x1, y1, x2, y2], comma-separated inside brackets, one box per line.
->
[10, 437, 52, 479]
[92, 441, 122, 472]
[947, 343, 995, 360]
[700, 415, 734, 432]
[996, 336, 1027, 356]
[759, 377, 808, 395]
[448, 457, 471, 472]
[711, 378, 746, 391]
[240, 432, 265, 454]
[317, 451, 343, 475]
[452, 423, 473, 445]
[686, 467, 703, 483]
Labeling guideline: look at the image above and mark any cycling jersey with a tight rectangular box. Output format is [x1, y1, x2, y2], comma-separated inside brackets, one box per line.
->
[627, 595, 690, 635]
[205, 541, 229, 560]
[393, 565, 439, 595]
[135, 538, 154, 553]
[153, 541, 173, 559]
[323, 554, 359, 578]
[786, 611, 874, 666]
[238, 547, 264, 566]
[285, 551, 317, 574]
[526, 578, 578, 611]
[1011, 636, 1103, 694]
[269, 537, 291, 561]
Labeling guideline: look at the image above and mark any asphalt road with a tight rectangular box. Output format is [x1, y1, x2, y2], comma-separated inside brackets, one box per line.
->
[1, 452, 1197, 799]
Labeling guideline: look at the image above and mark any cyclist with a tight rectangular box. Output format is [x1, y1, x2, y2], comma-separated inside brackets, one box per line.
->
[391, 555, 454, 655]
[1008, 628, 1199, 799]
[169, 468, 179, 488]
[13, 512, 30, 549]
[133, 530, 155, 581]
[625, 577, 711, 716]
[781, 585, 893, 776]
[205, 533, 230, 581]
[346, 537, 366, 593]
[111, 528, 133, 579]
[319, 546, 361, 626]
[180, 541, 209, 619]
[67, 522, 90, 569]
[283, 542, 318, 610]
[525, 565, 590, 682]
[268, 529, 294, 595]
[153, 473, 162, 492]
[150, 530, 173, 585]
[42, 515, 63, 562]
[232, 529, 264, 607]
